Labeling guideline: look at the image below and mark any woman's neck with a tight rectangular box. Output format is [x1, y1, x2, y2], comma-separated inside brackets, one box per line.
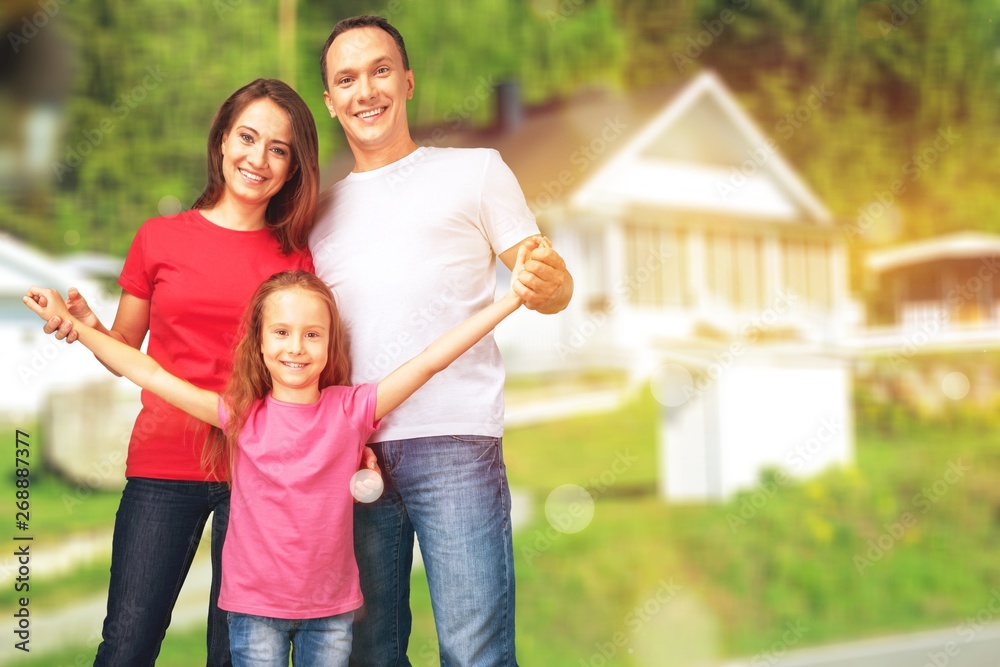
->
[199, 197, 268, 232]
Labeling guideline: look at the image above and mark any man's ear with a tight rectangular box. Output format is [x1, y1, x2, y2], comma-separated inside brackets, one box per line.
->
[323, 90, 337, 119]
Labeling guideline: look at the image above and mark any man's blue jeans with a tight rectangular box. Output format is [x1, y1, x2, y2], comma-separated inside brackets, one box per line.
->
[228, 611, 354, 666]
[350, 435, 518, 667]
[94, 477, 231, 666]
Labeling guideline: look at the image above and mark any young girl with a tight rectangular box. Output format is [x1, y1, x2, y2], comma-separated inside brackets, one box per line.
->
[23, 251, 531, 666]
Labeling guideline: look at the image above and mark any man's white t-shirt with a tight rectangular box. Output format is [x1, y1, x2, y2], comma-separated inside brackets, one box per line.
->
[309, 146, 539, 442]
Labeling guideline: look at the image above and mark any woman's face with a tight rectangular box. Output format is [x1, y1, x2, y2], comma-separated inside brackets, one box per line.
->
[219, 98, 296, 211]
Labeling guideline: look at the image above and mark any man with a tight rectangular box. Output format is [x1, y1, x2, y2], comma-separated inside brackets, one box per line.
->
[310, 15, 573, 666]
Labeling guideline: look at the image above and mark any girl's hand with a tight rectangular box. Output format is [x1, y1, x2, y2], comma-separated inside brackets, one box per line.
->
[360, 446, 380, 473]
[509, 239, 543, 303]
[42, 287, 95, 344]
[23, 287, 71, 324]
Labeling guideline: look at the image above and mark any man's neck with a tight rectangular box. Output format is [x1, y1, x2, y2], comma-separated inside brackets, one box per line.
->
[350, 137, 420, 173]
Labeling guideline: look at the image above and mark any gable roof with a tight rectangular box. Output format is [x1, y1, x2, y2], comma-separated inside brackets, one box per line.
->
[570, 70, 831, 223]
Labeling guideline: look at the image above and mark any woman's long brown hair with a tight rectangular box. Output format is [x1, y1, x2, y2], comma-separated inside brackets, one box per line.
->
[202, 271, 352, 479]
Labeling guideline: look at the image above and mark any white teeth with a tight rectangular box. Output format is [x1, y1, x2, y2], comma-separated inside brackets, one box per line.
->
[282, 362, 305, 368]
[358, 108, 384, 119]
[240, 169, 264, 182]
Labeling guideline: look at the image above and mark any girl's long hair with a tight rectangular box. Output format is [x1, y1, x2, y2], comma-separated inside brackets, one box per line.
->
[202, 271, 352, 479]
[192, 78, 320, 254]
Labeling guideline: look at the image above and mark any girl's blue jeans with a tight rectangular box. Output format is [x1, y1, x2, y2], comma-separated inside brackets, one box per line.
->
[228, 611, 354, 667]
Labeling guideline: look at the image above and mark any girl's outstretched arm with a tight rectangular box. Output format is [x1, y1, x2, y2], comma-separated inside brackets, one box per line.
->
[24, 287, 221, 428]
[374, 244, 530, 421]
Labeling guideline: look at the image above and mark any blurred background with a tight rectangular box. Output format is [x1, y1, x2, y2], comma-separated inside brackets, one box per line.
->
[3, 0, 1000, 665]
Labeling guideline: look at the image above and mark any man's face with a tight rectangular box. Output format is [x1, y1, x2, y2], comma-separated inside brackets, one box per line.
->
[323, 26, 415, 161]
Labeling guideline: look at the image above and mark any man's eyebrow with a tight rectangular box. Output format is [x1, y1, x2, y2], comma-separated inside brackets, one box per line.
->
[332, 56, 393, 80]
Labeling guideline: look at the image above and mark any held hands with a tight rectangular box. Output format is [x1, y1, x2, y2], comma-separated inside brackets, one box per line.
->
[511, 235, 569, 312]
[23, 287, 73, 325]
[508, 242, 532, 305]
[37, 287, 95, 344]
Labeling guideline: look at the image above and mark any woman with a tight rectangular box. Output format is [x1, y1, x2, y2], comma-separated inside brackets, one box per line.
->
[41, 78, 319, 666]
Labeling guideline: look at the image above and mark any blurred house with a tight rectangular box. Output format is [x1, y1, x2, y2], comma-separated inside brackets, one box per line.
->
[855, 231, 1000, 412]
[865, 231, 1000, 342]
[363, 70, 856, 501]
[0, 234, 133, 487]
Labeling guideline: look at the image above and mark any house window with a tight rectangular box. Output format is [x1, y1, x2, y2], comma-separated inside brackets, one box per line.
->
[705, 232, 734, 308]
[807, 242, 831, 307]
[734, 235, 762, 311]
[623, 224, 685, 307]
[703, 233, 767, 312]
[781, 239, 832, 309]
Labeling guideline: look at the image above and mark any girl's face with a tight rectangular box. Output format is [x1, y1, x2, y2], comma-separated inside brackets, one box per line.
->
[259, 288, 331, 404]
[220, 98, 296, 213]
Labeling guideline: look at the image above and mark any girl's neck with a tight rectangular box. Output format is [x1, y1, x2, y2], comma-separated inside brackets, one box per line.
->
[270, 385, 322, 405]
[199, 196, 268, 232]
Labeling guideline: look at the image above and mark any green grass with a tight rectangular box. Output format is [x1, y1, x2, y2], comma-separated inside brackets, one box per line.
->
[18, 625, 209, 666]
[503, 383, 657, 494]
[0, 558, 111, 611]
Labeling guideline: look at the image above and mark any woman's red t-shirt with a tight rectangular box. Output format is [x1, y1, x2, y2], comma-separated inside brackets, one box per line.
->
[117, 210, 313, 481]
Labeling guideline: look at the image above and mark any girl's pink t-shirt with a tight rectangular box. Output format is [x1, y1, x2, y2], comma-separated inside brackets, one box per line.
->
[118, 210, 313, 481]
[218, 383, 379, 619]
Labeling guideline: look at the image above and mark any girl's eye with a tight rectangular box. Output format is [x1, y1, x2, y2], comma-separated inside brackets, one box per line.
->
[271, 147, 287, 157]
[274, 329, 287, 336]
[240, 133, 253, 143]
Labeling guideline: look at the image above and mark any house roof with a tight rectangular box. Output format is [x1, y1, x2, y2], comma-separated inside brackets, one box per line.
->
[867, 231, 1000, 273]
[570, 70, 831, 224]
[321, 70, 832, 226]
[0, 234, 104, 309]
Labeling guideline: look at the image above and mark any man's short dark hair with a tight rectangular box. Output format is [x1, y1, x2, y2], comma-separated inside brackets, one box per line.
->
[320, 15, 410, 91]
